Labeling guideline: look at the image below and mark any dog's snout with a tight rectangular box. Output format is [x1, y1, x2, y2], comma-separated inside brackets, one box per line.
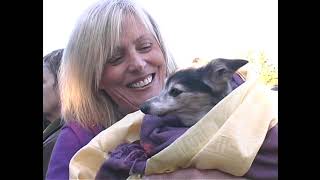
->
[140, 103, 150, 114]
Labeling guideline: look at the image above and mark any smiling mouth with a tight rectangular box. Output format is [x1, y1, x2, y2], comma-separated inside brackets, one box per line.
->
[127, 73, 155, 88]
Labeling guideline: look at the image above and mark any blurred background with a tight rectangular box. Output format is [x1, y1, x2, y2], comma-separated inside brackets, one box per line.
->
[43, 0, 278, 86]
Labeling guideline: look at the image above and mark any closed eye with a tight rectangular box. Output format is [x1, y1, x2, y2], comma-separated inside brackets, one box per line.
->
[108, 56, 123, 66]
[169, 88, 183, 97]
[138, 42, 152, 53]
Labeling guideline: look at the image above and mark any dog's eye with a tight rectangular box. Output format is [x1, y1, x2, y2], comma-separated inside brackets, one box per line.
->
[169, 88, 182, 97]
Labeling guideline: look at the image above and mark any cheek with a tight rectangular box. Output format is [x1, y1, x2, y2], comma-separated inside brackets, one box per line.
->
[43, 87, 57, 111]
[156, 58, 166, 76]
[150, 47, 166, 67]
[147, 47, 167, 79]
[43, 84, 53, 100]
[100, 65, 125, 88]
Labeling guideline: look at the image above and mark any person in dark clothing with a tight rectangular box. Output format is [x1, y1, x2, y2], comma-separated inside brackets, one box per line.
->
[43, 49, 64, 179]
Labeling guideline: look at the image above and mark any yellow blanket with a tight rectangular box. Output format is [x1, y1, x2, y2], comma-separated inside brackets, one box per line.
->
[69, 64, 278, 179]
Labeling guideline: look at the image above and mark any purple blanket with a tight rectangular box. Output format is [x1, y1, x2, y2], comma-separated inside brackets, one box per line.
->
[95, 115, 188, 180]
[95, 114, 278, 180]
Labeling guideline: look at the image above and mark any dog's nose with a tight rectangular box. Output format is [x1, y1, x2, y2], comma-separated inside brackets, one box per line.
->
[140, 104, 150, 114]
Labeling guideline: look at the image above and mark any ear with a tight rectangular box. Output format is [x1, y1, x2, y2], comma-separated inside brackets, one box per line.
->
[202, 58, 248, 91]
[203, 58, 248, 83]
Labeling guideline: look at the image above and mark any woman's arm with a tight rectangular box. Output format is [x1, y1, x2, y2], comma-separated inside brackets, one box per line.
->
[46, 125, 82, 180]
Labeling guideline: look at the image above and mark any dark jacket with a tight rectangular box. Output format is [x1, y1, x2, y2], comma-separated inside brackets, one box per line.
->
[43, 118, 64, 180]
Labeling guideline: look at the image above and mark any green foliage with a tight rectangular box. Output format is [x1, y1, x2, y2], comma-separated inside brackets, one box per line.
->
[246, 51, 278, 87]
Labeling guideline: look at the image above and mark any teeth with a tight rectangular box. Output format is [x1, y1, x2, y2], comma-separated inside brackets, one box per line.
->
[129, 75, 153, 88]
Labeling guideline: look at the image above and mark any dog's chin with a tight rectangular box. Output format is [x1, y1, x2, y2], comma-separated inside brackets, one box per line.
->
[152, 112, 178, 120]
[156, 109, 176, 118]
[174, 114, 199, 127]
[157, 112, 168, 117]
[143, 111, 167, 117]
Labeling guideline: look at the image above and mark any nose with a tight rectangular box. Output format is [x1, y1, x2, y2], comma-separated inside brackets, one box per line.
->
[140, 103, 150, 114]
[127, 53, 146, 73]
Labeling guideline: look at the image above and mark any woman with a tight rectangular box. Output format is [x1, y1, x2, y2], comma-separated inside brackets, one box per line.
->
[46, 0, 177, 179]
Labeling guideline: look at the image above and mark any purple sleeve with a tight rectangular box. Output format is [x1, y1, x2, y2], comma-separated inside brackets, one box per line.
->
[46, 122, 104, 180]
[45, 126, 82, 180]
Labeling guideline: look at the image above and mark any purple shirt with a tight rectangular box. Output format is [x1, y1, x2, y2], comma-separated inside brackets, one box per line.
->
[46, 121, 104, 180]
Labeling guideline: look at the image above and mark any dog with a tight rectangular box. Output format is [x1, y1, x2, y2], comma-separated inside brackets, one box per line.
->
[140, 58, 248, 126]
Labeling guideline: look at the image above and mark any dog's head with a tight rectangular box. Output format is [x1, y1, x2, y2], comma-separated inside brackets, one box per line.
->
[140, 58, 248, 126]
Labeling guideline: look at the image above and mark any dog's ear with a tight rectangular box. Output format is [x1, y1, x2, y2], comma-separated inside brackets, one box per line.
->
[201, 58, 248, 91]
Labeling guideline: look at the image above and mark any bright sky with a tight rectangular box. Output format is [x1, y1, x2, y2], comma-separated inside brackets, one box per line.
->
[43, 0, 278, 68]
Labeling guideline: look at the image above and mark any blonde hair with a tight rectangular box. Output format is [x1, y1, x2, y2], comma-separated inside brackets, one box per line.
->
[59, 0, 177, 129]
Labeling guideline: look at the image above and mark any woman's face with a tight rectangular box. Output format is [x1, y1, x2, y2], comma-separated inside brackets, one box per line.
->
[100, 16, 166, 114]
[43, 66, 60, 118]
